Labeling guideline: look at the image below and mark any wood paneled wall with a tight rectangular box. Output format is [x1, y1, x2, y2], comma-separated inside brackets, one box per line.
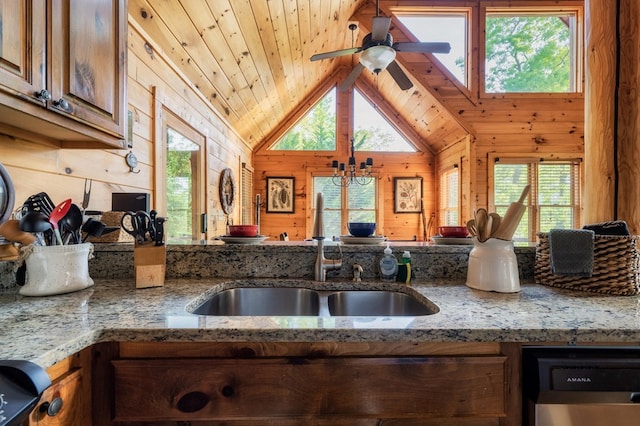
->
[0, 18, 251, 238]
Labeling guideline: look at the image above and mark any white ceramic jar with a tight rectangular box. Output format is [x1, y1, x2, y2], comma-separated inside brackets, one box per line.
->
[466, 238, 520, 293]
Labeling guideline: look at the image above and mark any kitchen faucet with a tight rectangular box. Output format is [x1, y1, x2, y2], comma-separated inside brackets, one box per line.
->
[312, 193, 342, 281]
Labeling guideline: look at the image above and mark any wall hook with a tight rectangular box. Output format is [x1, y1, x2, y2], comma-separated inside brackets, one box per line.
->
[125, 151, 141, 174]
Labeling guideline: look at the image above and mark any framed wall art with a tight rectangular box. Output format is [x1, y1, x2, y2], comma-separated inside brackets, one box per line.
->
[267, 177, 295, 213]
[394, 176, 423, 213]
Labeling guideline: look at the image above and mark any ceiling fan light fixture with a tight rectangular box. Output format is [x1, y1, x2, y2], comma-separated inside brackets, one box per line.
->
[359, 45, 396, 74]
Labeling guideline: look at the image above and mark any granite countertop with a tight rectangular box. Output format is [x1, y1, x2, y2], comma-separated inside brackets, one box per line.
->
[2, 277, 640, 369]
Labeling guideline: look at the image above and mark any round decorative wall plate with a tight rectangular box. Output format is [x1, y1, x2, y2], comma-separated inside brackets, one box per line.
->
[219, 168, 235, 214]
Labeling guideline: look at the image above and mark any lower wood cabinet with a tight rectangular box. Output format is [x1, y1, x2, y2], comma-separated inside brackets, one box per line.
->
[112, 355, 506, 424]
[26, 349, 91, 425]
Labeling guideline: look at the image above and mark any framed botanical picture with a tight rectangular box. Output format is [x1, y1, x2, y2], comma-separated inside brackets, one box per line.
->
[394, 177, 423, 213]
[267, 177, 295, 213]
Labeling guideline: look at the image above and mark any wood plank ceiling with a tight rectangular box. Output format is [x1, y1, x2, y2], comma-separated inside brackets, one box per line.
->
[128, 0, 470, 152]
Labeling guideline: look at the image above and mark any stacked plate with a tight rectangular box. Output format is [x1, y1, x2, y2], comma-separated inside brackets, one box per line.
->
[431, 235, 473, 245]
[340, 235, 386, 245]
[219, 235, 267, 244]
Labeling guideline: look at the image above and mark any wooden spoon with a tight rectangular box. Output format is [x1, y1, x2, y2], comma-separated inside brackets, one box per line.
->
[466, 219, 478, 237]
[474, 208, 489, 242]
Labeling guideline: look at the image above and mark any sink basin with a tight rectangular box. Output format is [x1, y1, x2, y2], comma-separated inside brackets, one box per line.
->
[327, 291, 436, 316]
[188, 285, 439, 317]
[190, 287, 320, 316]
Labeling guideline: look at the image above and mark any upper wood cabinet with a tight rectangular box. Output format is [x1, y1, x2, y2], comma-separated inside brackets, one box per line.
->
[0, 0, 127, 149]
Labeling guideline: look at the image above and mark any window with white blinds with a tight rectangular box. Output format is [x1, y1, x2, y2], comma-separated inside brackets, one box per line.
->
[241, 164, 253, 225]
[312, 176, 377, 239]
[493, 158, 581, 241]
[439, 167, 459, 225]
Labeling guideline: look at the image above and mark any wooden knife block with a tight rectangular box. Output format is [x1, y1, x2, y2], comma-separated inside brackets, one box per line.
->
[133, 243, 166, 288]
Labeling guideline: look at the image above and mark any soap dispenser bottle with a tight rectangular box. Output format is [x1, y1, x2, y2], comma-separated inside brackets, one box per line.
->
[379, 243, 398, 282]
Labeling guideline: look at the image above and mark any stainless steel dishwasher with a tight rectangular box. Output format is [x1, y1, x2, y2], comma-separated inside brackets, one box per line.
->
[523, 346, 640, 426]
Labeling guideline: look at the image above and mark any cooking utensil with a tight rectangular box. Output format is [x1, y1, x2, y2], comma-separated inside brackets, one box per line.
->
[474, 208, 489, 242]
[19, 211, 52, 234]
[49, 199, 72, 245]
[19, 211, 52, 245]
[153, 215, 166, 246]
[21, 192, 55, 216]
[81, 218, 106, 242]
[420, 199, 427, 241]
[493, 185, 530, 241]
[82, 179, 92, 210]
[488, 213, 501, 238]
[466, 219, 478, 237]
[59, 203, 83, 244]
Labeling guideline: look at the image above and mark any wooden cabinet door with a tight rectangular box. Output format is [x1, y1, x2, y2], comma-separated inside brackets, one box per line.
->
[26, 368, 87, 426]
[49, 0, 126, 138]
[0, 0, 47, 104]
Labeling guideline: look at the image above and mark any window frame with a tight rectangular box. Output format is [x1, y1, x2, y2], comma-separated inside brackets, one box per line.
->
[480, 2, 584, 97]
[159, 106, 207, 240]
[439, 166, 460, 226]
[394, 8, 472, 90]
[488, 154, 582, 242]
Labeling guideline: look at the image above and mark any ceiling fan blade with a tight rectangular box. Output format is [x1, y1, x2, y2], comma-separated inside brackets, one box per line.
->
[393, 42, 451, 54]
[386, 61, 413, 91]
[310, 47, 361, 61]
[338, 63, 365, 92]
[371, 16, 391, 41]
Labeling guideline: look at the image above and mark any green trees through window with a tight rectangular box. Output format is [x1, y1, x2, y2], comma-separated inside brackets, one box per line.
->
[271, 89, 336, 150]
[271, 88, 415, 152]
[485, 13, 576, 93]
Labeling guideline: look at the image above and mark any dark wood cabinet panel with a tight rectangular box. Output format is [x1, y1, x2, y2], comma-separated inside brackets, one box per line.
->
[113, 356, 506, 422]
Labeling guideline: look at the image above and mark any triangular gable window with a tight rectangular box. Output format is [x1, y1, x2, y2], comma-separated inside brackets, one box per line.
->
[271, 88, 336, 150]
[353, 89, 416, 152]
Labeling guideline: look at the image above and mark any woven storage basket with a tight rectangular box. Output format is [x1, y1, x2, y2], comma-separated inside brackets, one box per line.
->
[535, 232, 640, 295]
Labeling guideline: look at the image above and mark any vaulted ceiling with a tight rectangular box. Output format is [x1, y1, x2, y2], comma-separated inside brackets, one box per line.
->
[129, 0, 471, 153]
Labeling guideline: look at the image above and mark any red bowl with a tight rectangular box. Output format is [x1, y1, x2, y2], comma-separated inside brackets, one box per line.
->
[438, 226, 468, 238]
[228, 225, 258, 237]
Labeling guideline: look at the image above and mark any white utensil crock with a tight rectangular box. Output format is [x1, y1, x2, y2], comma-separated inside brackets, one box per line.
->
[20, 243, 94, 296]
[466, 237, 520, 293]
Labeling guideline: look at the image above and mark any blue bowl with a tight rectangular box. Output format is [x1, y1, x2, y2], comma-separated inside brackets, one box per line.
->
[347, 222, 376, 237]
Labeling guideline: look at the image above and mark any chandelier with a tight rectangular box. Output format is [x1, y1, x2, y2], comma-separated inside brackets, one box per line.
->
[331, 138, 374, 187]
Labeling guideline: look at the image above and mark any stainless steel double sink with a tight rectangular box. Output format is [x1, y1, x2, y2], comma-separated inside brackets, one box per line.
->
[188, 286, 439, 317]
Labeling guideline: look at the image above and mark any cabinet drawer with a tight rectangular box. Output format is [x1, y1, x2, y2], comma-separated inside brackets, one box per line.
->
[113, 356, 506, 421]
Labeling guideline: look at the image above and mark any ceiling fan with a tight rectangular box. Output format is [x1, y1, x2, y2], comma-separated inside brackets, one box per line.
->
[310, 0, 451, 91]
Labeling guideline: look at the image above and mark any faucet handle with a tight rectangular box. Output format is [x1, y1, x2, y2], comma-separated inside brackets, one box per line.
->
[353, 263, 363, 282]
